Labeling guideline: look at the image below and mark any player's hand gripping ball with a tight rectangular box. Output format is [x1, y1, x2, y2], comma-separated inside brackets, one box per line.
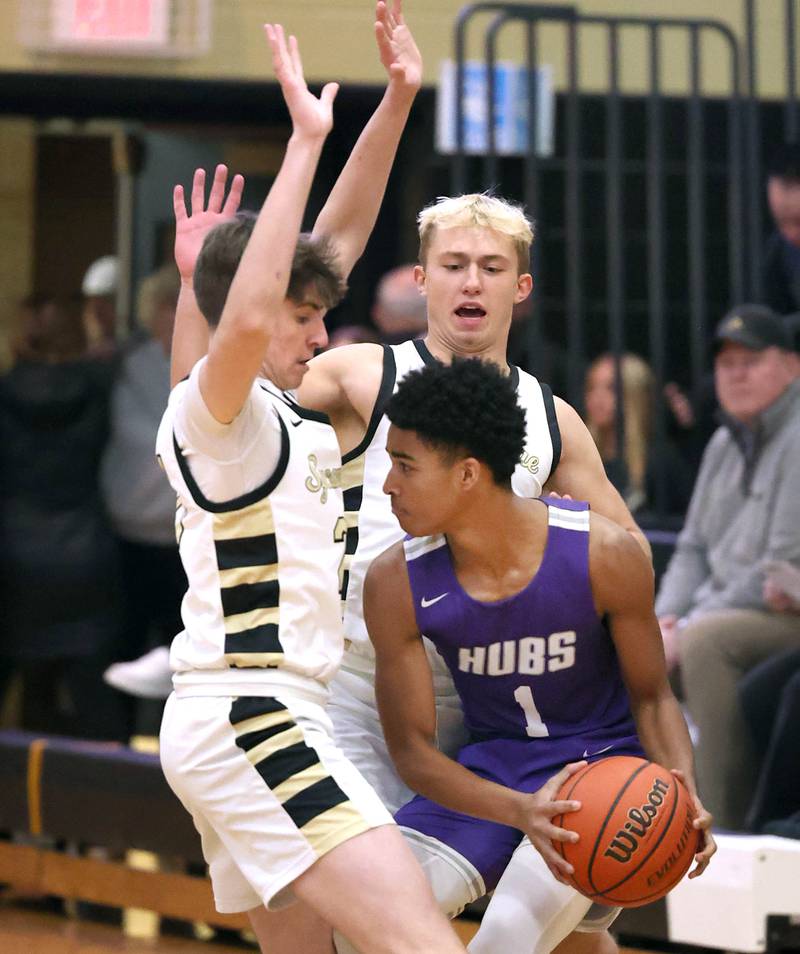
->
[553, 756, 701, 907]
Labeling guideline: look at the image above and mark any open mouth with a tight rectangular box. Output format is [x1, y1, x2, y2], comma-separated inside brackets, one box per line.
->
[455, 304, 487, 322]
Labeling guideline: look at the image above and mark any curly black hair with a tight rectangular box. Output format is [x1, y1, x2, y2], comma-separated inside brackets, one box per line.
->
[386, 357, 525, 485]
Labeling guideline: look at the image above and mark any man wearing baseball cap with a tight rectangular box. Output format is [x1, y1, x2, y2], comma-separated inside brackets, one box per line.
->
[82, 254, 119, 356]
[655, 302, 800, 831]
[713, 303, 793, 351]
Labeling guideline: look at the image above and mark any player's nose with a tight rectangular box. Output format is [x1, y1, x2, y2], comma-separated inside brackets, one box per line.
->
[461, 264, 481, 292]
[309, 316, 328, 351]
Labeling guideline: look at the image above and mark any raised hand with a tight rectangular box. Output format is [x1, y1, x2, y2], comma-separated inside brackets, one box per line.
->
[173, 164, 244, 281]
[264, 24, 338, 140]
[522, 761, 586, 884]
[375, 0, 422, 92]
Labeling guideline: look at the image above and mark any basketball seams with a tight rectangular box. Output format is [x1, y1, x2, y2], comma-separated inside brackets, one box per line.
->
[553, 756, 697, 906]
[595, 798, 699, 906]
[589, 771, 680, 897]
[586, 760, 653, 895]
[595, 832, 695, 906]
[589, 775, 695, 903]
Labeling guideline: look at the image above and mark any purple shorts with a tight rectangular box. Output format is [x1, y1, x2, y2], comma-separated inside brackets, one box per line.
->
[395, 732, 643, 891]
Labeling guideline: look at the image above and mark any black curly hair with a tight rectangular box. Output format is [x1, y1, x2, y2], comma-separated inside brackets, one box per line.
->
[386, 358, 525, 485]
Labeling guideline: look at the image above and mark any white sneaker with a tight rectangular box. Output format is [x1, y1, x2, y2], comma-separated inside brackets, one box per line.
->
[104, 646, 173, 699]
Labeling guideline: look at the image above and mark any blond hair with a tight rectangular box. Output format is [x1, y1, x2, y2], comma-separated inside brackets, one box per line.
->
[417, 194, 534, 275]
[586, 353, 655, 499]
[136, 264, 181, 331]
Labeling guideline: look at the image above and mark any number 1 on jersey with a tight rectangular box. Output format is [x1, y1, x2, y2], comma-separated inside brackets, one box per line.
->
[514, 685, 549, 737]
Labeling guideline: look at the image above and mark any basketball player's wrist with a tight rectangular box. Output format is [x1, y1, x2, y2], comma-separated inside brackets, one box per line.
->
[506, 789, 535, 831]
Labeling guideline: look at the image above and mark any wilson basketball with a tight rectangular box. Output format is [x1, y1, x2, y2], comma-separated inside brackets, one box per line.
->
[553, 756, 700, 907]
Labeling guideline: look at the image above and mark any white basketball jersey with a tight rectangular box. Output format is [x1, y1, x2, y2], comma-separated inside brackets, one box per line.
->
[340, 339, 561, 660]
[157, 380, 346, 696]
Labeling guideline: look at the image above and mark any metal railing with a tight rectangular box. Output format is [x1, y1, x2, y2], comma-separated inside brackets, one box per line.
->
[449, 1, 799, 521]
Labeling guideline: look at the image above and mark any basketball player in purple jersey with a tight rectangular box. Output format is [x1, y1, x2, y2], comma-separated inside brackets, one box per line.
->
[364, 359, 715, 954]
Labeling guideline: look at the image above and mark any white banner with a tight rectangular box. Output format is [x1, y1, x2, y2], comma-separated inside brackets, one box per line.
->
[436, 59, 554, 157]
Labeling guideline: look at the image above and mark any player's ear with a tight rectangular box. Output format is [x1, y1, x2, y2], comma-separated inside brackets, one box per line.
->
[414, 264, 427, 296]
[458, 457, 481, 492]
[515, 273, 533, 303]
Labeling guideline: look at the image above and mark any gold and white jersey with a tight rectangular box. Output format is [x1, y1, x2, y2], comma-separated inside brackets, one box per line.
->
[156, 367, 346, 698]
[340, 339, 562, 664]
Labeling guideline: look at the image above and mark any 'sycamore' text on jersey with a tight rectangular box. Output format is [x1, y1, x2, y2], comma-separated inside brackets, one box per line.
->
[156, 379, 346, 697]
[339, 339, 561, 664]
[403, 498, 639, 755]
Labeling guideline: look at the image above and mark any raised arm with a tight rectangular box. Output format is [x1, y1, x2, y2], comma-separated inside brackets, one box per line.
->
[546, 396, 652, 560]
[590, 515, 715, 878]
[200, 26, 337, 424]
[171, 165, 244, 387]
[366, 543, 582, 883]
[311, 0, 421, 279]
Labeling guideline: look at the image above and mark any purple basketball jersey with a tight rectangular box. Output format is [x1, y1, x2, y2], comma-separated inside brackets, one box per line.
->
[396, 499, 643, 890]
[403, 498, 638, 748]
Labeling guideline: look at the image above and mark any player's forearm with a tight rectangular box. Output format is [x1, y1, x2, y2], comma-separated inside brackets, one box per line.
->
[171, 280, 209, 388]
[311, 84, 416, 278]
[393, 741, 527, 829]
[633, 695, 698, 797]
[224, 133, 326, 330]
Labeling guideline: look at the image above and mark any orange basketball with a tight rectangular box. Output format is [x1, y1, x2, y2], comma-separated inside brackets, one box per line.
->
[553, 756, 700, 907]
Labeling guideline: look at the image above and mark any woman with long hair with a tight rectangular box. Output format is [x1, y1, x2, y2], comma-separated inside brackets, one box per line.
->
[584, 352, 692, 519]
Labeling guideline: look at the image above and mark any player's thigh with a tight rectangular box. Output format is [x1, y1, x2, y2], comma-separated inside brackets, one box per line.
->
[160, 692, 392, 913]
[394, 791, 533, 930]
[293, 824, 463, 954]
[247, 901, 335, 954]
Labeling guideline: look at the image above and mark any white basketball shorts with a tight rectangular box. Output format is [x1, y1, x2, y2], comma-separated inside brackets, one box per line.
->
[160, 690, 393, 913]
[328, 647, 467, 814]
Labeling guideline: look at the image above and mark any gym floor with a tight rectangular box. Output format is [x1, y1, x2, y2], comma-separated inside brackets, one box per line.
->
[0, 901, 666, 954]
[0, 899, 487, 952]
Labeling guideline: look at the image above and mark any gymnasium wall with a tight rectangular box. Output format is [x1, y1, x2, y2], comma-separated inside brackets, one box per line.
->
[0, 0, 792, 356]
[0, 0, 793, 96]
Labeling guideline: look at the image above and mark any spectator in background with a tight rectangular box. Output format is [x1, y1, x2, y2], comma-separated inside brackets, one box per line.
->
[785, 311, 800, 366]
[655, 306, 800, 830]
[663, 305, 796, 474]
[584, 352, 693, 522]
[762, 144, 800, 316]
[102, 265, 185, 708]
[82, 254, 119, 358]
[738, 561, 800, 839]
[0, 296, 125, 740]
[372, 263, 427, 343]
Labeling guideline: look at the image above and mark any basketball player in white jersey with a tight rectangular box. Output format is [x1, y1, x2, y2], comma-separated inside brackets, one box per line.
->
[158, 22, 467, 954]
[167, 7, 647, 954]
